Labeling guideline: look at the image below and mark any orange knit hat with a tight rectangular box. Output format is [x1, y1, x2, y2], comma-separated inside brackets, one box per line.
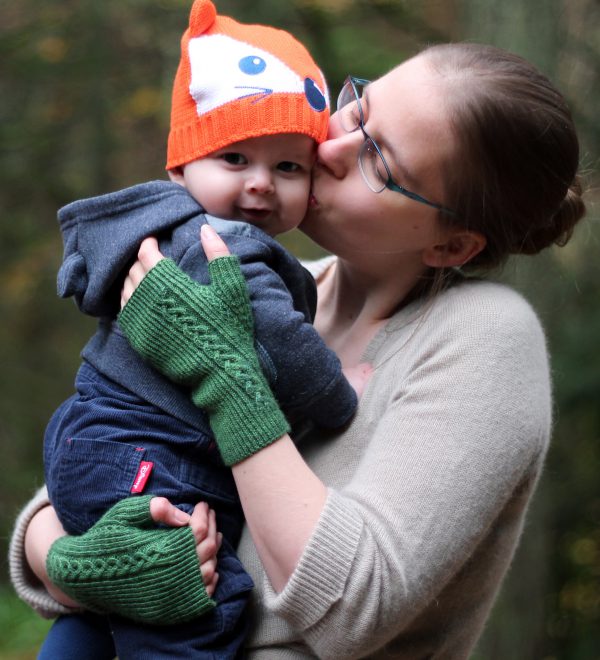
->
[166, 0, 330, 170]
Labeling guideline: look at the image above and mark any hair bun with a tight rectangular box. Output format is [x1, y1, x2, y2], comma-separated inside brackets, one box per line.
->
[517, 176, 586, 255]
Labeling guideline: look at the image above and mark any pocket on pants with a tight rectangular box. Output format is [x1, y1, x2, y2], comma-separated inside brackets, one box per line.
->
[48, 437, 149, 535]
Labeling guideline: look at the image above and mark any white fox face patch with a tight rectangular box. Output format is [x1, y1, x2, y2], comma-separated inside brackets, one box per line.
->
[188, 34, 327, 115]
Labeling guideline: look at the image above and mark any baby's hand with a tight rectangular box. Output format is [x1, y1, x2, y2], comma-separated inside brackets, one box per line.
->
[150, 498, 222, 597]
[342, 363, 373, 399]
[121, 237, 165, 310]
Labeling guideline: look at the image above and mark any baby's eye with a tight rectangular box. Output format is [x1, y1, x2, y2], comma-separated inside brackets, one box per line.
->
[277, 161, 302, 173]
[221, 153, 247, 166]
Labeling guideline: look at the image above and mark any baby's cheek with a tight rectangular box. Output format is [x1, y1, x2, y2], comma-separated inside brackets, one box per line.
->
[283, 181, 311, 227]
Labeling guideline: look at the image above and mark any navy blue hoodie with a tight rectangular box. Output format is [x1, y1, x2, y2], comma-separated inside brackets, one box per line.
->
[57, 180, 356, 436]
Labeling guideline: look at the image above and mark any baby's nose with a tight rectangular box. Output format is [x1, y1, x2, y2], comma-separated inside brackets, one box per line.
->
[245, 167, 275, 194]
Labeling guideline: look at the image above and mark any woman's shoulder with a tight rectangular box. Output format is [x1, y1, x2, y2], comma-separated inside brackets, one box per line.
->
[431, 278, 544, 338]
[420, 279, 549, 380]
[379, 277, 548, 372]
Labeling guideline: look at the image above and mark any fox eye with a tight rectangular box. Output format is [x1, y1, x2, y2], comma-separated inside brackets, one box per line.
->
[239, 56, 266, 75]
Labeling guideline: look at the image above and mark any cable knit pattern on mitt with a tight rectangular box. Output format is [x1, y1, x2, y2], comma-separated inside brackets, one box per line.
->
[46, 495, 214, 624]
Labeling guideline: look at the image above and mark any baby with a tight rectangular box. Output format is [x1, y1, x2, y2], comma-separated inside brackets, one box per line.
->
[35, 1, 357, 658]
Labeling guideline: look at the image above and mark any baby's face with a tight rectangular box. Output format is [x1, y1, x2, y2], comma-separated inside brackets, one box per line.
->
[171, 134, 316, 237]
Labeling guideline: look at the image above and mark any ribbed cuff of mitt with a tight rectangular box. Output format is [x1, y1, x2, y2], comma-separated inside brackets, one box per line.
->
[203, 390, 290, 466]
[46, 495, 215, 624]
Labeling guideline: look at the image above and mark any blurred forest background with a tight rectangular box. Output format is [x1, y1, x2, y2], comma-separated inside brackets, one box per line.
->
[1, 0, 598, 658]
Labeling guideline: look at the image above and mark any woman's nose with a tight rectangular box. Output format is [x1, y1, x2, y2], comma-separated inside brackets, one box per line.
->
[245, 167, 275, 194]
[316, 112, 359, 179]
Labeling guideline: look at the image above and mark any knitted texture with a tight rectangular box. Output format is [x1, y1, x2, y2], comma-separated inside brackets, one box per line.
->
[46, 495, 214, 624]
[166, 0, 329, 169]
[118, 257, 290, 465]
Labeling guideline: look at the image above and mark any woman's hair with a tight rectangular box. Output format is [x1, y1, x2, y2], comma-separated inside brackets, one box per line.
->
[421, 43, 586, 270]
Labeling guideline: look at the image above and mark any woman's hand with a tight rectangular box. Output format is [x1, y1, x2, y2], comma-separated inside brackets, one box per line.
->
[119, 225, 327, 594]
[121, 225, 230, 309]
[118, 225, 290, 466]
[45, 495, 220, 624]
[25, 497, 222, 617]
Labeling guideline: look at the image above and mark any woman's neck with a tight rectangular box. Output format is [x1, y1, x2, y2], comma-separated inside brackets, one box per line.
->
[314, 257, 424, 367]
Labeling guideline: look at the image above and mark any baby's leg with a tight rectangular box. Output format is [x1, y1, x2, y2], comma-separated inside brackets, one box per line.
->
[38, 613, 115, 660]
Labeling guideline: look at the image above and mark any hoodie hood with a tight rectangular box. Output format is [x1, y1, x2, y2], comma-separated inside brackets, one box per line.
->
[57, 181, 203, 318]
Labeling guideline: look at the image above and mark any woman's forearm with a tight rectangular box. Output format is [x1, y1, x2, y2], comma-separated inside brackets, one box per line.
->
[119, 233, 328, 591]
[232, 435, 327, 592]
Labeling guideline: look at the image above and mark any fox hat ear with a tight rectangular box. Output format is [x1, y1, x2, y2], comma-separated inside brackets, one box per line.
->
[188, 0, 217, 35]
[166, 0, 329, 171]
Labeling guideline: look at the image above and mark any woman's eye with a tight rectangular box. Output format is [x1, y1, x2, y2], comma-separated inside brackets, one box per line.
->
[365, 142, 388, 184]
[375, 160, 388, 183]
[221, 153, 247, 165]
[345, 103, 361, 129]
[277, 161, 301, 173]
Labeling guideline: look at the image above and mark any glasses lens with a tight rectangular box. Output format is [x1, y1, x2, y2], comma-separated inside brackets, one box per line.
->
[337, 80, 361, 133]
[359, 139, 386, 193]
[336, 80, 353, 111]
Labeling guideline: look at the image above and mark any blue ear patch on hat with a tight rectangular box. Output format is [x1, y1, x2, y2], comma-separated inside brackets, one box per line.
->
[304, 77, 326, 112]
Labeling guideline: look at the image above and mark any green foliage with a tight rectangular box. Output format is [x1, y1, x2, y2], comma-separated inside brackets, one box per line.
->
[1, 0, 598, 657]
[472, 226, 600, 659]
[0, 588, 52, 659]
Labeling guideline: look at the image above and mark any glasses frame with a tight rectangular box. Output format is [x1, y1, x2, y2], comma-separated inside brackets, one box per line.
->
[338, 76, 456, 216]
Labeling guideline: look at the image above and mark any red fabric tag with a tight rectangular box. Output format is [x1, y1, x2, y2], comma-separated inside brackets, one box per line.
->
[131, 461, 153, 493]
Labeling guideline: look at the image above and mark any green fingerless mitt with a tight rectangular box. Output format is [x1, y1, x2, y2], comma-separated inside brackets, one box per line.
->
[118, 257, 290, 466]
[46, 496, 214, 624]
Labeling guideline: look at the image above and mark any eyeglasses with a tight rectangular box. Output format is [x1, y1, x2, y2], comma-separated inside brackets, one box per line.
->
[337, 76, 456, 216]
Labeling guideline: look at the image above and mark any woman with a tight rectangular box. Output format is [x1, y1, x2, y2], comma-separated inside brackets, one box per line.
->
[11, 42, 585, 658]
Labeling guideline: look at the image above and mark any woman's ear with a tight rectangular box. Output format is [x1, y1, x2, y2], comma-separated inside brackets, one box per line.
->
[423, 230, 487, 268]
[168, 167, 185, 185]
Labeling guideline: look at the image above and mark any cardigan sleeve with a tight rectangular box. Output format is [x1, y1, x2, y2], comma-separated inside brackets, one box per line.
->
[261, 283, 552, 658]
